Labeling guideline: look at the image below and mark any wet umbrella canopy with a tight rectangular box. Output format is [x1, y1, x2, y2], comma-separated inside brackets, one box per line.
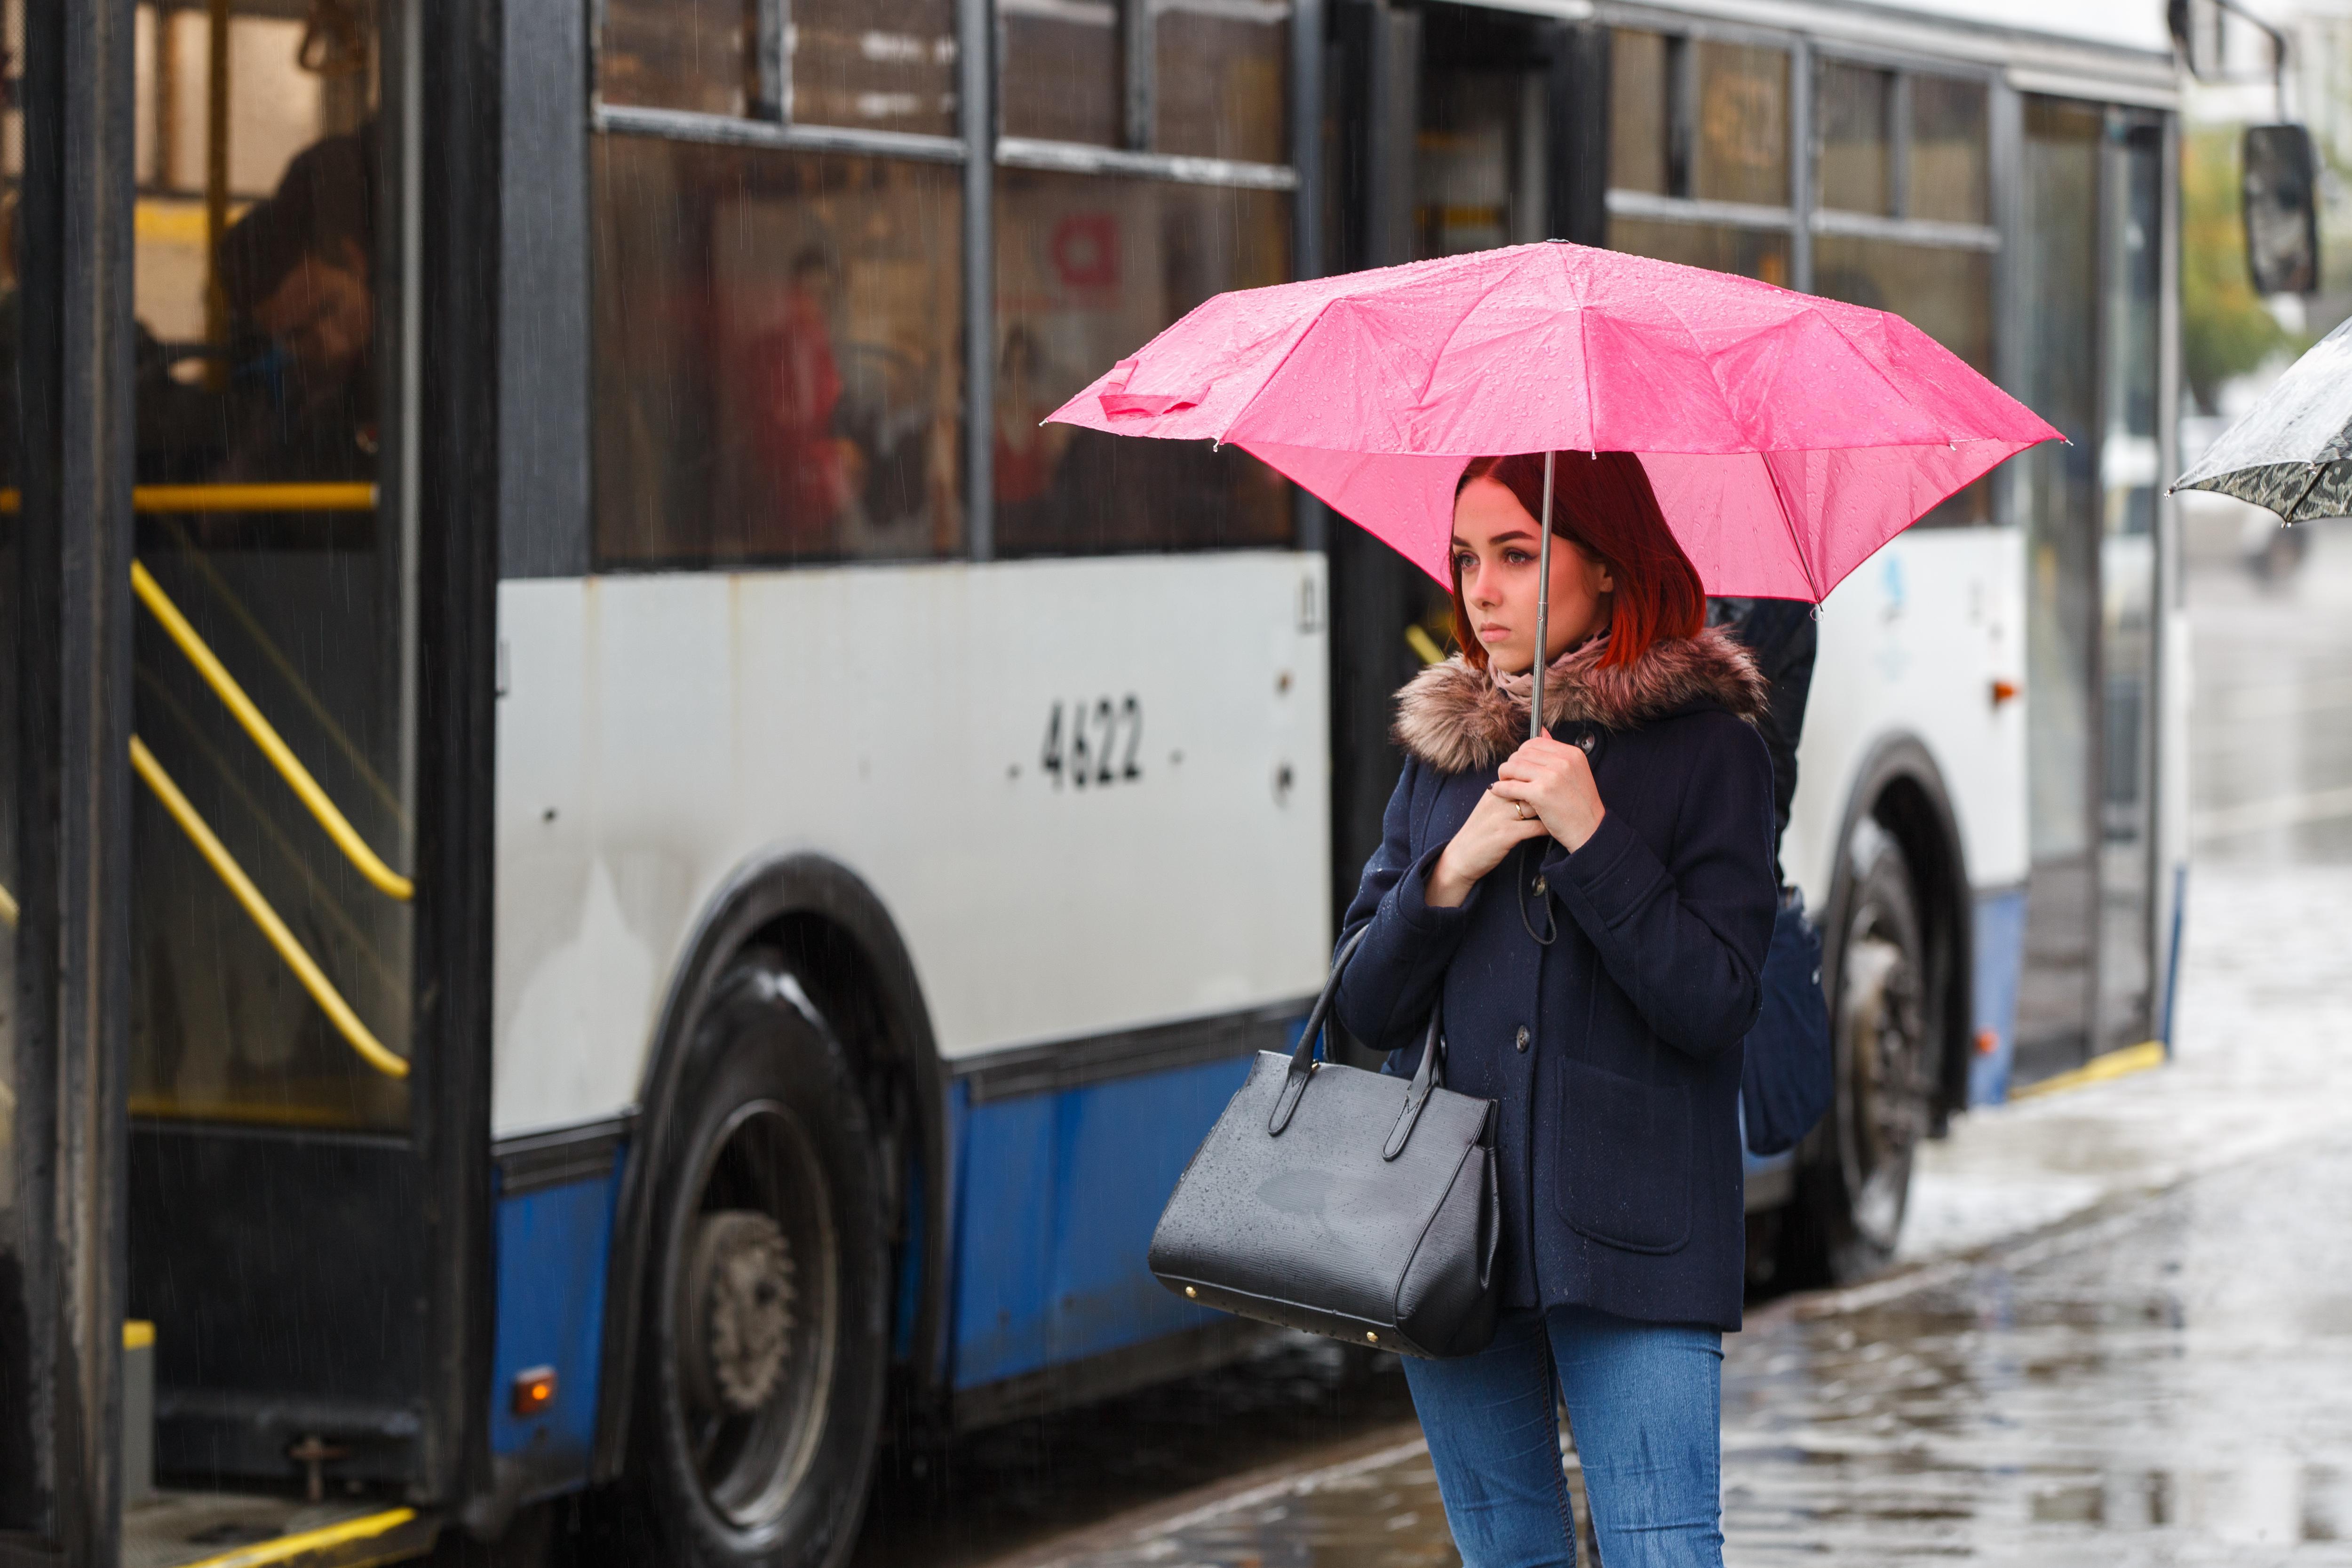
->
[2174, 312, 2352, 522]
[1048, 240, 2057, 732]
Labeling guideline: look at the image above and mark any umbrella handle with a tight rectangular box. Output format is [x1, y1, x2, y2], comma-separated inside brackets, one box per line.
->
[1531, 450, 1555, 742]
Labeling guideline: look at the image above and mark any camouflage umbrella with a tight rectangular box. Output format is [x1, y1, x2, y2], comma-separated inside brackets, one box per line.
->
[2174, 313, 2352, 522]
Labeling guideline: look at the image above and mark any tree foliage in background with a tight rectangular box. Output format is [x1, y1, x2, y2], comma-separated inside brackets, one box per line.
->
[2184, 126, 2291, 414]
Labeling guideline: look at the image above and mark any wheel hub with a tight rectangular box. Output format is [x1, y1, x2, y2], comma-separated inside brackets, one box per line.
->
[683, 1209, 797, 1415]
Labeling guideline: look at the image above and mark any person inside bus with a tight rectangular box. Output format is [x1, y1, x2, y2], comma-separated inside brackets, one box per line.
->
[1333, 451, 1776, 1568]
[740, 244, 861, 556]
[217, 123, 380, 484]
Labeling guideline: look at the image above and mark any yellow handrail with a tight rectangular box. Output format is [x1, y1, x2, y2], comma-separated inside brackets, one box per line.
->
[153, 512, 408, 828]
[0, 482, 378, 514]
[130, 735, 408, 1080]
[133, 560, 413, 901]
[0, 880, 15, 927]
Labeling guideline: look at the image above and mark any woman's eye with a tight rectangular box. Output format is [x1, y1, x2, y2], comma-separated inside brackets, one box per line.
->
[1453, 554, 1478, 574]
[1502, 550, 1530, 565]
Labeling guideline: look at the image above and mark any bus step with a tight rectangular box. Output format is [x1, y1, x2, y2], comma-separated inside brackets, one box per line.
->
[123, 1493, 437, 1568]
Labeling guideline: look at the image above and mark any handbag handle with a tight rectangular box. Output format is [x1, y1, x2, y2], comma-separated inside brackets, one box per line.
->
[1270, 924, 1446, 1142]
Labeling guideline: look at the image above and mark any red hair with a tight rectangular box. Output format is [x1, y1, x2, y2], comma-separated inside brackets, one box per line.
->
[1449, 451, 1704, 670]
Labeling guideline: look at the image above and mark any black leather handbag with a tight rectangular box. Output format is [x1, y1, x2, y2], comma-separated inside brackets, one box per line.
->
[1147, 928, 1502, 1358]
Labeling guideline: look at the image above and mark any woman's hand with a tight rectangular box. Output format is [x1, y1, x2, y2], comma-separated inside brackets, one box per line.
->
[1492, 734, 1606, 852]
[1426, 788, 1552, 908]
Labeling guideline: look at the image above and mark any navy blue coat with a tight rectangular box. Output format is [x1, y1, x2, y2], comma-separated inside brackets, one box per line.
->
[1333, 629, 1778, 1331]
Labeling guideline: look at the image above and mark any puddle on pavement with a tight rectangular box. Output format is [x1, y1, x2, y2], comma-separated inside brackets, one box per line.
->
[848, 1336, 1425, 1568]
[995, 1135, 2352, 1568]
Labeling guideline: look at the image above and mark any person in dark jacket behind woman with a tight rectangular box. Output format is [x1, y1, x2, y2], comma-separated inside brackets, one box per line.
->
[1334, 451, 1777, 1568]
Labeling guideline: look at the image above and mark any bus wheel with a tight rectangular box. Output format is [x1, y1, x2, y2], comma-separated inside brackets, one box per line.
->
[632, 957, 890, 1568]
[1785, 834, 1933, 1285]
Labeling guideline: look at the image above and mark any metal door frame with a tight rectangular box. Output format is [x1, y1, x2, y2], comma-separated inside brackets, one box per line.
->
[1, 0, 137, 1562]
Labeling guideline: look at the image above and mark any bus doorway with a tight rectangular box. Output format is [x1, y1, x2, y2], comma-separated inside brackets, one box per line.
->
[96, 0, 492, 1552]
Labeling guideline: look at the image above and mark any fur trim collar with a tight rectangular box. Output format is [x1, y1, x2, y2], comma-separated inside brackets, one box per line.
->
[1393, 624, 1767, 774]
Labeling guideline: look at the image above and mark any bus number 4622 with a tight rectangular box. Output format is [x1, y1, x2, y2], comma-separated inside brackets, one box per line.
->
[1041, 696, 1143, 788]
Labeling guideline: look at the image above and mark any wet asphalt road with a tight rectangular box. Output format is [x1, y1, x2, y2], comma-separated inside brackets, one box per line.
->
[841, 513, 2352, 1568]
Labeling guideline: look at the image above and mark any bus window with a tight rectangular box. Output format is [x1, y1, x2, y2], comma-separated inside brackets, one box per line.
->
[601, 0, 753, 117]
[993, 174, 1292, 555]
[790, 0, 957, 137]
[126, 0, 413, 1129]
[1154, 0, 1290, 165]
[591, 138, 964, 566]
[1812, 240, 1992, 372]
[1910, 75, 1989, 224]
[1609, 30, 1673, 196]
[1809, 61, 1995, 525]
[601, 0, 956, 135]
[2014, 97, 2104, 1073]
[1416, 66, 1548, 257]
[1003, 0, 1121, 146]
[1693, 40, 1789, 207]
[1817, 61, 1893, 215]
[1605, 30, 1792, 287]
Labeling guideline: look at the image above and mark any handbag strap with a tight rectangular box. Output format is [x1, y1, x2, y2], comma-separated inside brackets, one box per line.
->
[1269, 923, 1446, 1139]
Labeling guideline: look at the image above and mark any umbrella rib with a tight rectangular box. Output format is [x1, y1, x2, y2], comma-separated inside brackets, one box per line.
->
[2279, 460, 2329, 524]
[1212, 294, 1361, 448]
[1759, 452, 1824, 602]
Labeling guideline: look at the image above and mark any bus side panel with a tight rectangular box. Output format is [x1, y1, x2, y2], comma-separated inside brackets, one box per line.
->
[1788, 526, 2029, 906]
[488, 1171, 620, 1493]
[948, 1053, 1262, 1390]
[490, 557, 1332, 1140]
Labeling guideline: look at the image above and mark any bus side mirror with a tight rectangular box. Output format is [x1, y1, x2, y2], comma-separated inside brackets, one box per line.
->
[2243, 123, 2320, 296]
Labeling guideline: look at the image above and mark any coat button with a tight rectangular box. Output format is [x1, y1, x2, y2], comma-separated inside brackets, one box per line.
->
[1515, 1026, 1530, 1052]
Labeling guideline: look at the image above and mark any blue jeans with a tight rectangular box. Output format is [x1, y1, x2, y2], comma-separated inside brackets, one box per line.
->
[1402, 1305, 1724, 1568]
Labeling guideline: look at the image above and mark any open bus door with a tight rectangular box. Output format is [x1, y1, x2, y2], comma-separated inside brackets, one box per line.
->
[4, 0, 500, 1558]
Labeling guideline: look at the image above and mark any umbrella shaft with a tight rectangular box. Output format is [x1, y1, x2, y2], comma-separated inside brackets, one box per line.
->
[1532, 450, 1554, 742]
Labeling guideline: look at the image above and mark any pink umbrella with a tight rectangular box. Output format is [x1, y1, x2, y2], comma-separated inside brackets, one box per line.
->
[1046, 241, 2058, 604]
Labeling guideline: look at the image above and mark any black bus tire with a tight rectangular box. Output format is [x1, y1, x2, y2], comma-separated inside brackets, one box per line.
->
[1782, 832, 1933, 1286]
[627, 955, 890, 1568]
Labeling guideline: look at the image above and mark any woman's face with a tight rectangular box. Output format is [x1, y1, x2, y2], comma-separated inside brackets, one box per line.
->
[1452, 476, 1614, 675]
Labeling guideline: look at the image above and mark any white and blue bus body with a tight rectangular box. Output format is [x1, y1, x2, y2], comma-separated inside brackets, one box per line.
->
[1, 0, 2185, 1558]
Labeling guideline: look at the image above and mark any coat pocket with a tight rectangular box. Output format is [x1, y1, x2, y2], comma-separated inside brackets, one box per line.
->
[1552, 1057, 1692, 1254]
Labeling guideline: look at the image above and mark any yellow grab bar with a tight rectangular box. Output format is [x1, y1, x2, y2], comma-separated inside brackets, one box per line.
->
[132, 560, 413, 901]
[130, 735, 408, 1080]
[0, 879, 15, 927]
[0, 482, 378, 514]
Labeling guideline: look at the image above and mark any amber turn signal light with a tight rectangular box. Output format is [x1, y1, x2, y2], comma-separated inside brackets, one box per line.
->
[511, 1366, 557, 1417]
[1990, 678, 2019, 706]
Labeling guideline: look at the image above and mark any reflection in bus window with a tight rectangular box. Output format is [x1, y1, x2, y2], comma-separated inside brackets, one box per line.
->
[1817, 62, 1893, 215]
[791, 0, 957, 137]
[1909, 75, 1988, 224]
[600, 0, 752, 116]
[1153, 0, 1290, 164]
[993, 171, 1292, 555]
[592, 138, 964, 566]
[1692, 41, 1787, 207]
[1002, 0, 1121, 146]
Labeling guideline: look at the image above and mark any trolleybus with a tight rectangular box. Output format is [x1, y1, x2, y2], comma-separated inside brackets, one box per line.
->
[0, 0, 2193, 1560]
